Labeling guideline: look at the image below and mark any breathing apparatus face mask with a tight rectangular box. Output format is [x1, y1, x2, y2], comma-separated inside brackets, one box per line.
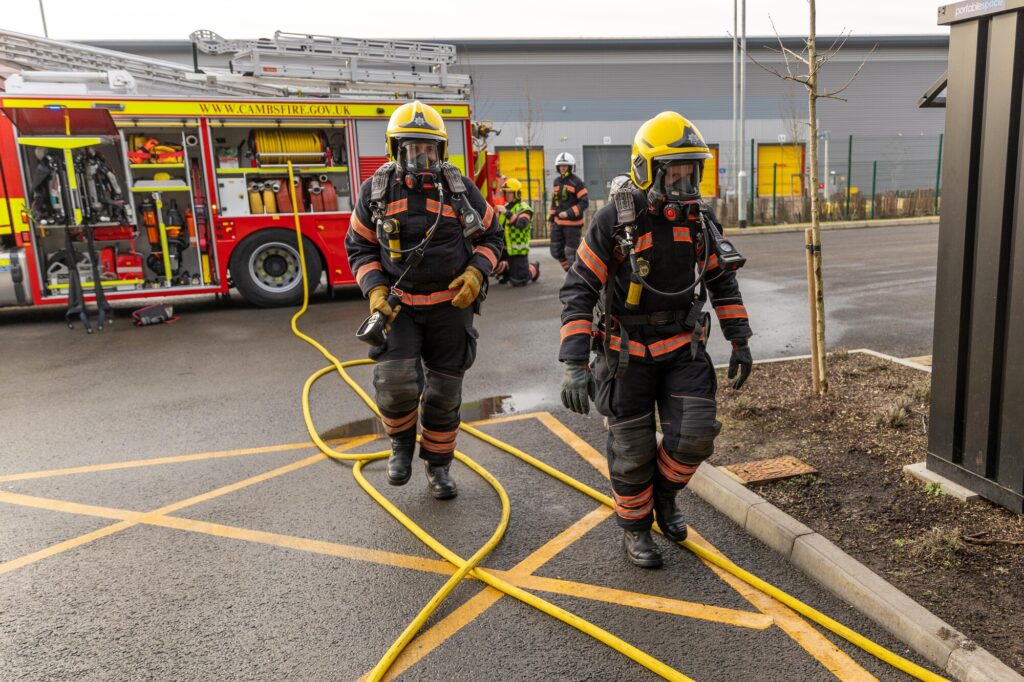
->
[398, 139, 441, 191]
[647, 161, 702, 223]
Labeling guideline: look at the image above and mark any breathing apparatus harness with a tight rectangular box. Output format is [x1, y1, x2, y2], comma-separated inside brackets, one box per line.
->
[355, 161, 487, 346]
[598, 176, 746, 377]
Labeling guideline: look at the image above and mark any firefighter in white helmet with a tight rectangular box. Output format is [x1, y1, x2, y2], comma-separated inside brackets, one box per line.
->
[548, 152, 589, 271]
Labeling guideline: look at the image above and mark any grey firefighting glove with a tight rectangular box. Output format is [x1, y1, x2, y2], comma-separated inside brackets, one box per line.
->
[729, 339, 753, 390]
[560, 361, 594, 415]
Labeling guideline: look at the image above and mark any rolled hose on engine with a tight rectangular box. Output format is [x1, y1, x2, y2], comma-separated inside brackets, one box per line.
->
[283, 162, 948, 682]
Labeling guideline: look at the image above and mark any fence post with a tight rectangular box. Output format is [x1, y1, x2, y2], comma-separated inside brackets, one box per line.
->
[871, 160, 877, 220]
[845, 134, 853, 219]
[750, 138, 756, 226]
[934, 132, 944, 215]
[772, 162, 778, 224]
[525, 147, 533, 203]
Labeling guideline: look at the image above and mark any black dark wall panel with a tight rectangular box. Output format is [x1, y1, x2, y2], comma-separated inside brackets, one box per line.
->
[962, 14, 1021, 477]
[929, 21, 985, 462]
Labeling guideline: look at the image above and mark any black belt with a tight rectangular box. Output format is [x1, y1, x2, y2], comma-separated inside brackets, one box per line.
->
[614, 309, 689, 327]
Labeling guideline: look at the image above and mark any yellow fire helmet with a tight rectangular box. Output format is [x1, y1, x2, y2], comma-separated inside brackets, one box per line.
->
[630, 111, 712, 190]
[385, 100, 448, 162]
[500, 177, 523, 194]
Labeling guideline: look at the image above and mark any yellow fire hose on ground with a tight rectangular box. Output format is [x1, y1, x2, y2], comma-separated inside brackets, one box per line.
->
[283, 163, 948, 682]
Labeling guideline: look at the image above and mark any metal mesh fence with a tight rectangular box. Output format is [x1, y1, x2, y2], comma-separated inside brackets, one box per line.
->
[523, 133, 943, 233]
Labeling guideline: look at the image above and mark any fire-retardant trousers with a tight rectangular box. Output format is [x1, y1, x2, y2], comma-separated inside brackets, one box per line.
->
[591, 348, 722, 529]
[370, 303, 478, 466]
[549, 224, 582, 271]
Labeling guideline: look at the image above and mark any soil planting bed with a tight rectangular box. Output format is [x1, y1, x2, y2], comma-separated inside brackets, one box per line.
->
[713, 351, 1024, 674]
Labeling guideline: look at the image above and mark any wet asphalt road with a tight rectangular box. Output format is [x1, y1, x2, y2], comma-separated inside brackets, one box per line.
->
[0, 224, 940, 680]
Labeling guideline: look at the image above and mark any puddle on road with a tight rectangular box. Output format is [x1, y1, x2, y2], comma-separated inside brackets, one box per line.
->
[320, 394, 518, 440]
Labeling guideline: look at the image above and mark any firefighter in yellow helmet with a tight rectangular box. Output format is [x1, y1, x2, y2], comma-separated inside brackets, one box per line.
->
[345, 101, 504, 500]
[557, 112, 753, 567]
[493, 177, 540, 286]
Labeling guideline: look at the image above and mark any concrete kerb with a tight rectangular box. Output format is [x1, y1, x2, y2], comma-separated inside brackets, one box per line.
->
[692, 349, 1022, 681]
[528, 216, 939, 247]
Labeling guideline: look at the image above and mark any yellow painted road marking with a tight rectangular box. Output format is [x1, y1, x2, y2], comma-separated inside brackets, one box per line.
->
[508, 505, 614, 575]
[499, 573, 774, 630]
[535, 411, 610, 478]
[0, 414, 875, 680]
[689, 529, 877, 681]
[0, 490, 769, 634]
[0, 436, 354, 483]
[0, 490, 139, 521]
[151, 515, 454, 575]
[367, 506, 616, 681]
[0, 436, 376, 577]
[541, 411, 877, 682]
[0, 521, 136, 577]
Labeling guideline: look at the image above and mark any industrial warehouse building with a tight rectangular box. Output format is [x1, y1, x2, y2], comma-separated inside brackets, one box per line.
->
[94, 34, 948, 215]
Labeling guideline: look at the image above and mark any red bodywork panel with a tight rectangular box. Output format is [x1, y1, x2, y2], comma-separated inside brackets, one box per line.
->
[0, 95, 473, 307]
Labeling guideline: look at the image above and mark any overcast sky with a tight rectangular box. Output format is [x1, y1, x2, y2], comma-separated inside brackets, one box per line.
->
[4, 0, 949, 41]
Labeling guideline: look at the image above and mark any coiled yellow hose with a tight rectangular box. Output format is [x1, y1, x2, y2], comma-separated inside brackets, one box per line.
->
[284, 163, 948, 682]
[254, 129, 324, 165]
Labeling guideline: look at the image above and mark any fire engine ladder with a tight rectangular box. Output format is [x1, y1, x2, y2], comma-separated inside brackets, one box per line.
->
[189, 30, 471, 97]
[0, 29, 288, 97]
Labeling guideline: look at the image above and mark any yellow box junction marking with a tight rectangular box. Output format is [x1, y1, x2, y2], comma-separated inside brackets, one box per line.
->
[0, 413, 876, 680]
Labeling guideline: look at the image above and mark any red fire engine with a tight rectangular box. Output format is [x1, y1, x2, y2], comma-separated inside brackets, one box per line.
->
[0, 95, 485, 309]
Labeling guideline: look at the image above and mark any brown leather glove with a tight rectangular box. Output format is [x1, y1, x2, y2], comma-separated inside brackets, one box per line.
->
[368, 285, 400, 322]
[448, 266, 483, 309]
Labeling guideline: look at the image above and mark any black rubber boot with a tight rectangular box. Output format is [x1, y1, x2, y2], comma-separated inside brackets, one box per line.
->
[386, 434, 416, 486]
[530, 261, 540, 282]
[623, 529, 663, 568]
[425, 462, 458, 500]
[654, 491, 688, 542]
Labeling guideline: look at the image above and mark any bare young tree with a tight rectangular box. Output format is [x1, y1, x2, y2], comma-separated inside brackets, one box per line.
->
[738, 1, 875, 395]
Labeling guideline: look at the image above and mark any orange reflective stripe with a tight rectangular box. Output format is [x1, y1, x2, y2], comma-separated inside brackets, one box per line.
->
[560, 319, 592, 341]
[576, 187, 589, 199]
[703, 253, 720, 270]
[421, 427, 458, 452]
[483, 203, 495, 229]
[425, 199, 458, 218]
[715, 304, 748, 320]
[635, 233, 653, 252]
[385, 199, 408, 216]
[564, 184, 577, 194]
[613, 486, 654, 520]
[381, 410, 418, 435]
[474, 245, 498, 269]
[355, 261, 382, 285]
[657, 444, 698, 483]
[350, 214, 379, 244]
[576, 238, 608, 284]
[648, 332, 694, 358]
[397, 289, 458, 306]
[609, 335, 647, 358]
[673, 227, 692, 243]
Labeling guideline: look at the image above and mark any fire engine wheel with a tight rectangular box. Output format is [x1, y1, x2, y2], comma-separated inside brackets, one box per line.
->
[231, 229, 322, 308]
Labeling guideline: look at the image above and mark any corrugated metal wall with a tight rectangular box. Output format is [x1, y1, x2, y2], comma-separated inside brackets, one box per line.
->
[91, 37, 948, 197]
